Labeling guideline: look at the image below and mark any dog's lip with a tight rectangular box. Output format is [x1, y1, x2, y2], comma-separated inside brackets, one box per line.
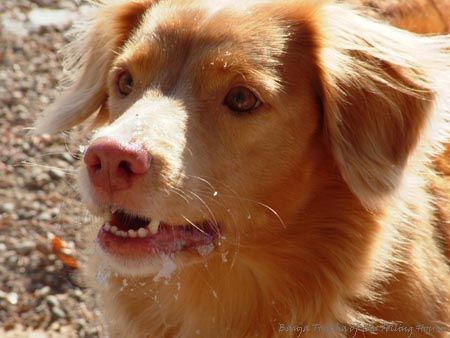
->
[96, 210, 219, 257]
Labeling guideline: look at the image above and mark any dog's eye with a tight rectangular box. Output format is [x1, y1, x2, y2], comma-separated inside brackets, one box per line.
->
[117, 71, 134, 96]
[224, 86, 261, 114]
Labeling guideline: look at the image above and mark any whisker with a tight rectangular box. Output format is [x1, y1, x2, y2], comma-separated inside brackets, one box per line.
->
[169, 186, 192, 203]
[186, 190, 219, 230]
[186, 175, 253, 220]
[64, 132, 83, 160]
[186, 175, 216, 192]
[184, 192, 242, 263]
[17, 161, 78, 174]
[29, 151, 75, 159]
[196, 190, 285, 229]
[181, 215, 207, 236]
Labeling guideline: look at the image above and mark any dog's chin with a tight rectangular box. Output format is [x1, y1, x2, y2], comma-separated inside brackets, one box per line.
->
[94, 243, 180, 277]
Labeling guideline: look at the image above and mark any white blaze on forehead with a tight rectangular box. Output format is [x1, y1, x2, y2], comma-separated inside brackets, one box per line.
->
[203, 0, 235, 18]
[133, 0, 268, 39]
[203, 0, 272, 17]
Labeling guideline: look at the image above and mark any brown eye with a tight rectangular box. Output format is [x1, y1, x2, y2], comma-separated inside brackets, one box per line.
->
[224, 86, 261, 114]
[117, 71, 133, 96]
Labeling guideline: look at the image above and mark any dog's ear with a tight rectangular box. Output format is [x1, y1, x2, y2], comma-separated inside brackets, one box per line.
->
[34, 0, 155, 134]
[315, 4, 450, 210]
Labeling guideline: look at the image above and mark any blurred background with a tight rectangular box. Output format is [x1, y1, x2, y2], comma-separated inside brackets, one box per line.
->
[0, 0, 102, 337]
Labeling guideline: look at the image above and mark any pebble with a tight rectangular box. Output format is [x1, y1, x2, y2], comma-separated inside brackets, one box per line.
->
[51, 306, 66, 319]
[6, 292, 19, 305]
[0, 0, 102, 336]
[14, 241, 36, 255]
[1, 203, 15, 213]
[46, 295, 60, 308]
[1, 18, 28, 37]
[49, 168, 65, 180]
[35, 286, 51, 298]
[28, 8, 77, 32]
[38, 212, 52, 221]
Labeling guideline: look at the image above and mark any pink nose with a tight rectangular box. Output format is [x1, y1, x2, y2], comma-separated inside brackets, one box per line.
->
[84, 138, 151, 192]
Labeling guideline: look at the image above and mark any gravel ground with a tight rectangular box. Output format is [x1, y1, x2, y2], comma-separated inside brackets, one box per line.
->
[1, 1, 104, 337]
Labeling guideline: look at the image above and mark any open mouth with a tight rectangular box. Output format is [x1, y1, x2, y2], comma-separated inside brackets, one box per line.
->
[97, 209, 218, 257]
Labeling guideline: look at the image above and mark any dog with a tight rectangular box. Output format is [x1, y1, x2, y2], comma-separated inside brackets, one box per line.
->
[34, 0, 450, 337]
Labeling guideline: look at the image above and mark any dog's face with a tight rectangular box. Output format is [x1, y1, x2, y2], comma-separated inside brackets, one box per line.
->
[39, 0, 329, 275]
[89, 0, 320, 221]
[36, 0, 444, 280]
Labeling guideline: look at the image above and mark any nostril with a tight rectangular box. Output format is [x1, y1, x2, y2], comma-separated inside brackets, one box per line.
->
[118, 160, 133, 175]
[92, 157, 102, 172]
[84, 151, 102, 173]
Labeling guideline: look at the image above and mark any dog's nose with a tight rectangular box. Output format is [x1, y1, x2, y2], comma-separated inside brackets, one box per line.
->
[84, 138, 151, 192]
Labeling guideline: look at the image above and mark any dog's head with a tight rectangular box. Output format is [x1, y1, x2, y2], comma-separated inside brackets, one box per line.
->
[35, 0, 449, 280]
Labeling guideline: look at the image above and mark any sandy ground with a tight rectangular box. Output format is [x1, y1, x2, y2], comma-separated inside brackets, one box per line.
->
[1, 0, 103, 336]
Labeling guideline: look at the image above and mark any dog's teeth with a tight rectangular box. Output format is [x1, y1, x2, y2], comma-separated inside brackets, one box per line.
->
[104, 222, 111, 231]
[128, 229, 137, 238]
[138, 228, 149, 238]
[111, 226, 118, 234]
[110, 206, 119, 214]
[117, 230, 127, 237]
[148, 219, 160, 235]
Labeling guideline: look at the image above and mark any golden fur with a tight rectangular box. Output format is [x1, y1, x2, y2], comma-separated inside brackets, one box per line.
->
[35, 0, 450, 337]
[354, 0, 450, 34]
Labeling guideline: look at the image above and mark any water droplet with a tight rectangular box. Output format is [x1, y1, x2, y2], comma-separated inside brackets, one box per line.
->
[197, 243, 214, 257]
[221, 251, 229, 263]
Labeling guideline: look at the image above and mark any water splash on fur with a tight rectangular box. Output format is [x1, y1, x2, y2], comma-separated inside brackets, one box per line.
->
[196, 243, 214, 257]
[153, 254, 177, 282]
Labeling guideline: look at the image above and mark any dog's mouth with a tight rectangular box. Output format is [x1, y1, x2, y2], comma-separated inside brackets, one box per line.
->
[97, 209, 218, 257]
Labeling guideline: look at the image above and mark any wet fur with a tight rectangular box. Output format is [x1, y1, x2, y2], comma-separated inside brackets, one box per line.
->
[35, 0, 450, 337]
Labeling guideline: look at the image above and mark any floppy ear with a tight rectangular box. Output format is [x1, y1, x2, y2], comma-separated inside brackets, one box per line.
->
[34, 0, 155, 134]
[316, 4, 450, 210]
